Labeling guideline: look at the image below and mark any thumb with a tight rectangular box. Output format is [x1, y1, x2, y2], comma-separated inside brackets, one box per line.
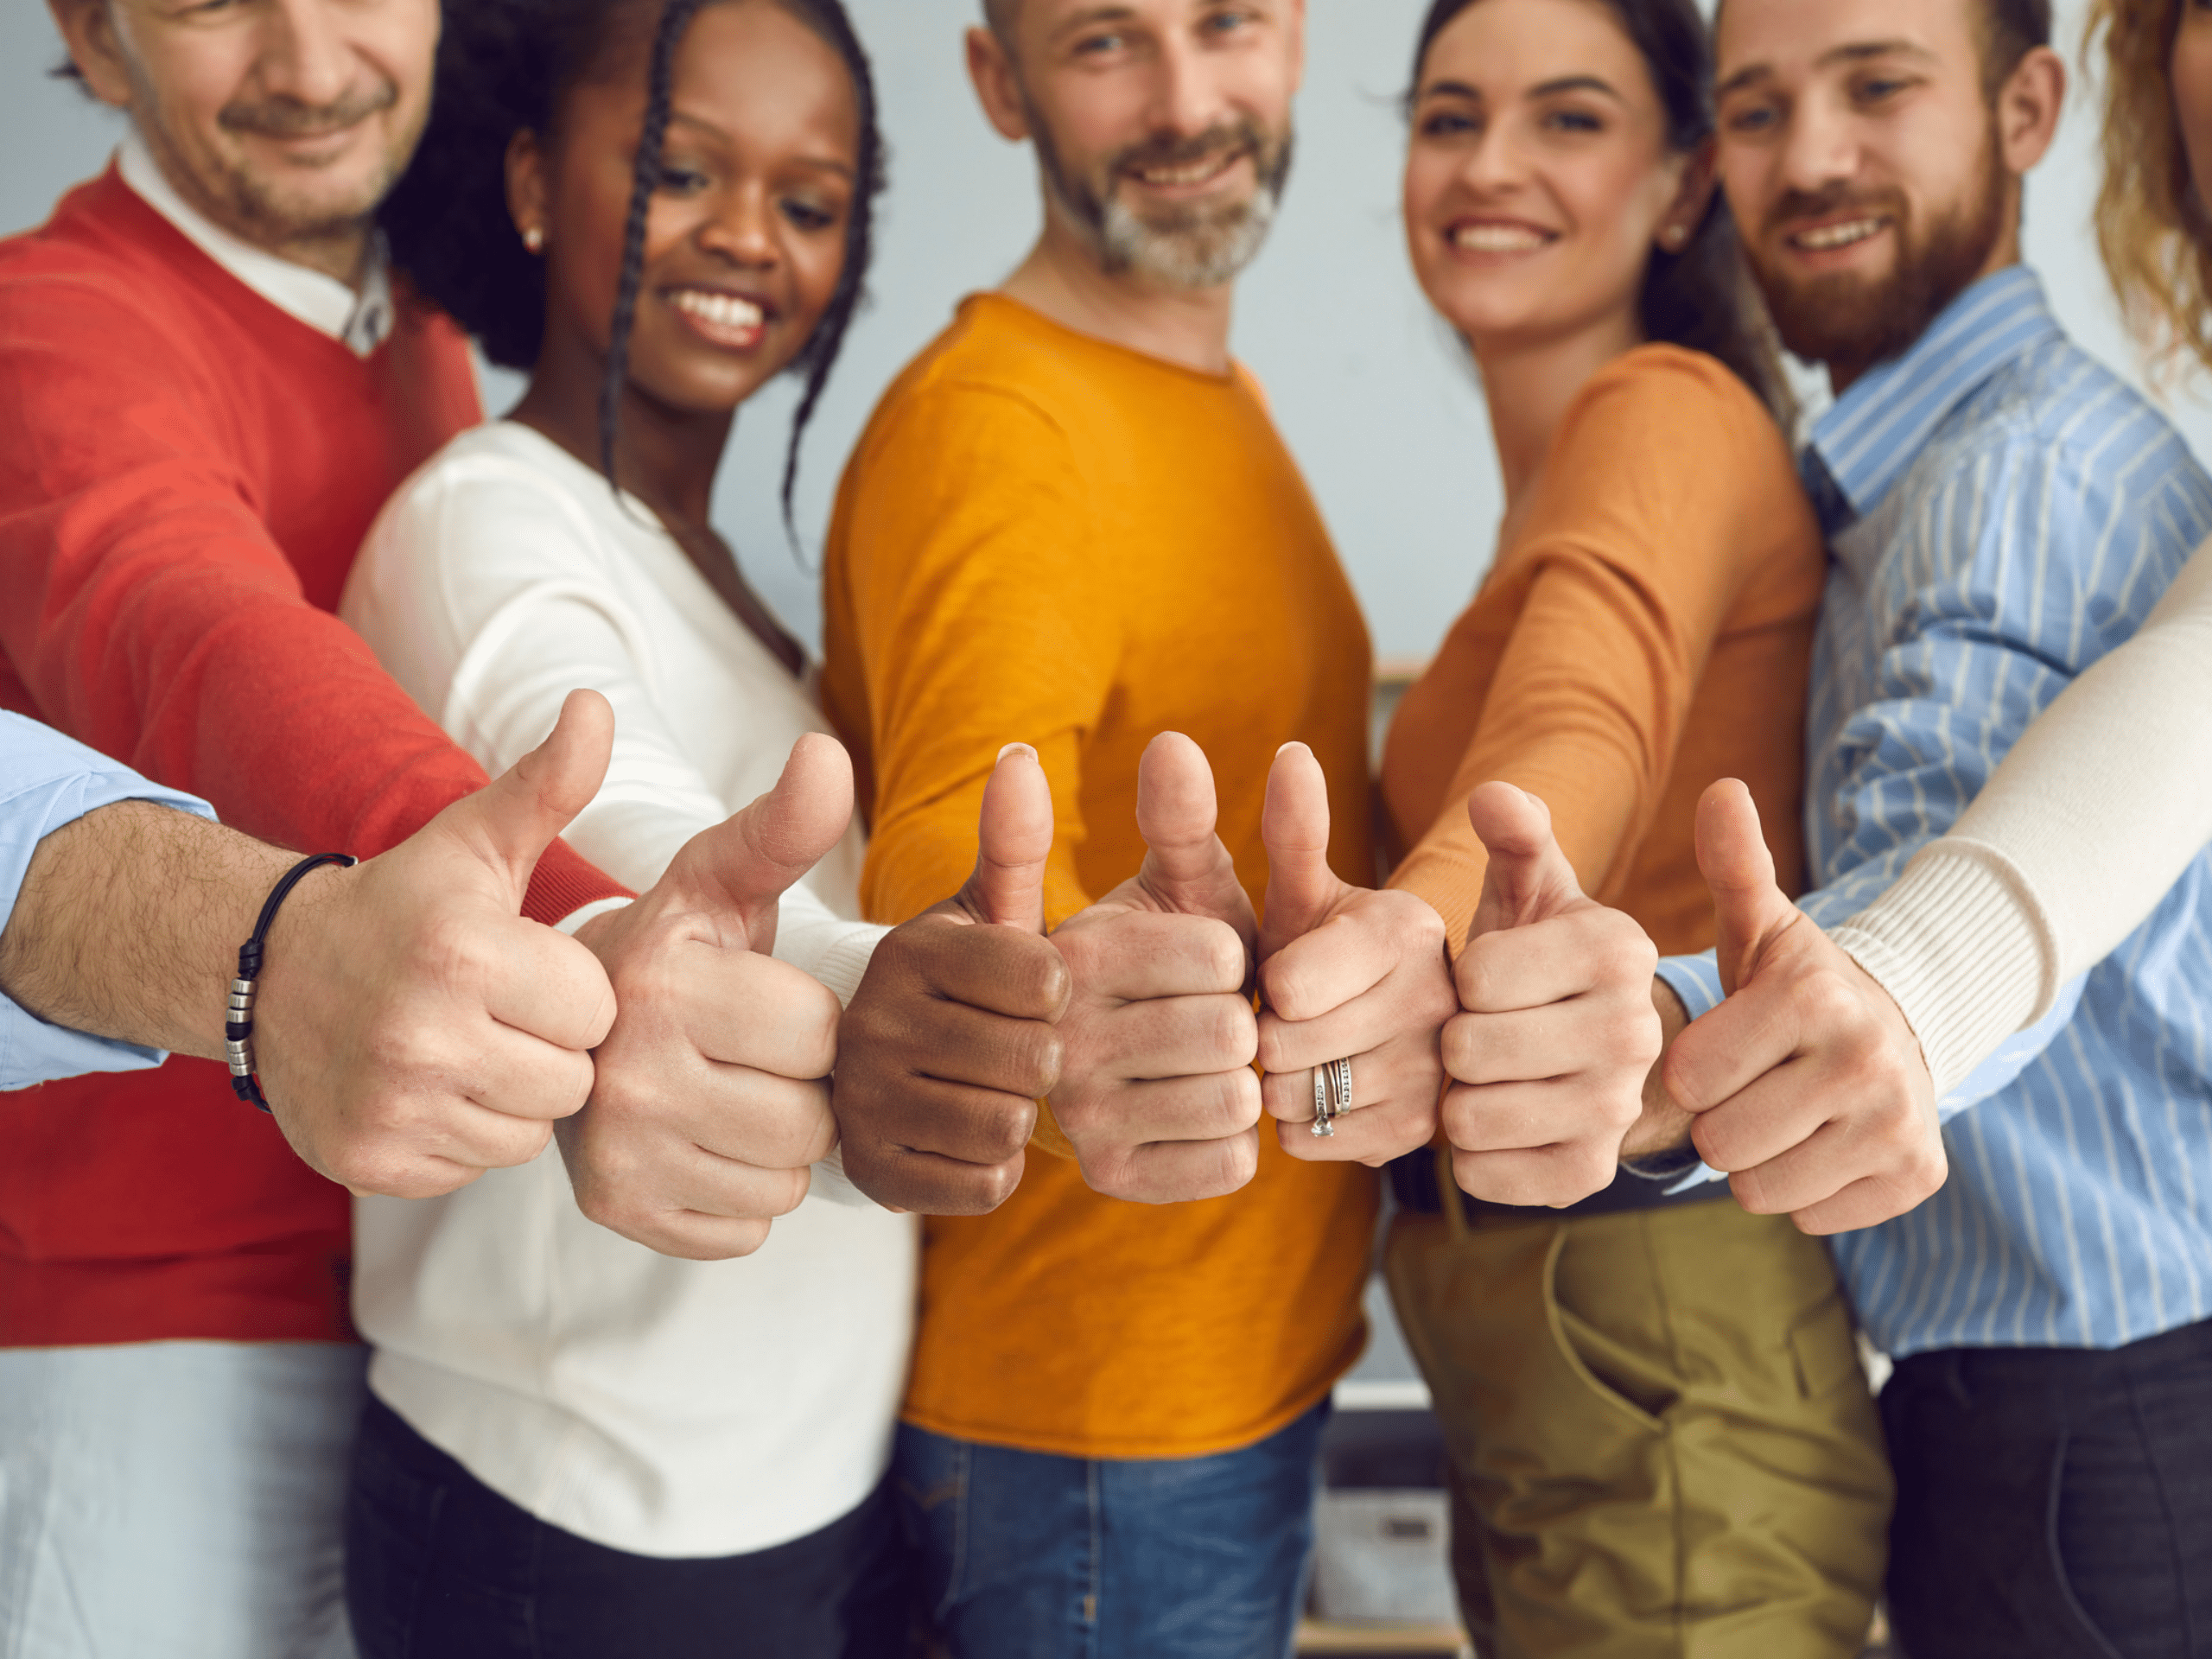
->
[957, 742, 1054, 931]
[1259, 741, 1339, 959]
[668, 731, 855, 953]
[1134, 731, 1255, 935]
[441, 689, 613, 907]
[1695, 778, 1797, 995]
[1465, 782, 1587, 942]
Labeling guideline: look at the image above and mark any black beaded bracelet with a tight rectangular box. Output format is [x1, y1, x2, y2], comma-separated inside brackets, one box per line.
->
[226, 853, 357, 1112]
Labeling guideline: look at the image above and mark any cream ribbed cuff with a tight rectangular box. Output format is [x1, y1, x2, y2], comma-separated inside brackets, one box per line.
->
[1827, 838, 2056, 1098]
[807, 922, 889, 1010]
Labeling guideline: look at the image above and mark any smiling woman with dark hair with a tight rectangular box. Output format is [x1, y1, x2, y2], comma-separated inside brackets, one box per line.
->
[335, 3, 921, 1654]
[1365, 0, 1892, 1653]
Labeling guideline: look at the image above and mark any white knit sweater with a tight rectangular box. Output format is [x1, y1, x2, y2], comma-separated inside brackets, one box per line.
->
[339, 421, 913, 1558]
[1833, 537, 2212, 1094]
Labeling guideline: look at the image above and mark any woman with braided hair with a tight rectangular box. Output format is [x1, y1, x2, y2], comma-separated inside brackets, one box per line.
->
[336, 2, 913, 1653]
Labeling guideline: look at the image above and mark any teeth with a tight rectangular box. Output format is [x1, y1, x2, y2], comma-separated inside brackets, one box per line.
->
[1135, 156, 1232, 187]
[671, 289, 764, 331]
[1452, 223, 1548, 253]
[1794, 217, 1883, 251]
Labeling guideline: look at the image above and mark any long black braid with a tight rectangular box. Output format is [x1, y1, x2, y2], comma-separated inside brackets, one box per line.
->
[383, 0, 883, 537]
[600, 0, 704, 491]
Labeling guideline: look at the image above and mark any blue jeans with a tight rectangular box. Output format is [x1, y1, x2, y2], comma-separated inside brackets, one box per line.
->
[0, 1340, 364, 1659]
[896, 1402, 1327, 1659]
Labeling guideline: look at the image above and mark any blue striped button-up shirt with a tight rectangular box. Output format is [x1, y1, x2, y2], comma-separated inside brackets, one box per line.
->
[1656, 266, 2212, 1359]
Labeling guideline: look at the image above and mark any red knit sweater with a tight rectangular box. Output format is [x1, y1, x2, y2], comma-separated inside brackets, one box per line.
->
[0, 168, 629, 1346]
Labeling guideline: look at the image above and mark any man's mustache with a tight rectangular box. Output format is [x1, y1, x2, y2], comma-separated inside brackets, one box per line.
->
[219, 81, 397, 140]
[1762, 182, 1909, 239]
[1108, 120, 1264, 180]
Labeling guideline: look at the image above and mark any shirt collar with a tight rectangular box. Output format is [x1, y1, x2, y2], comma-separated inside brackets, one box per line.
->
[1802, 264, 2062, 532]
[117, 131, 394, 357]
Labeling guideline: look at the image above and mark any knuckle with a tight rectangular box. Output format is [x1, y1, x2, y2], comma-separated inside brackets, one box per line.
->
[1797, 971, 1863, 1030]
[972, 1157, 1025, 1212]
[1015, 1026, 1065, 1098]
[982, 1103, 1037, 1163]
[716, 1219, 774, 1260]
[1017, 936, 1076, 1017]
[1216, 1133, 1261, 1194]
[1211, 999, 1260, 1065]
[767, 1166, 811, 1217]
[1439, 1014, 1483, 1083]
[1436, 1083, 1484, 1147]
[1199, 920, 1249, 988]
[1453, 942, 1498, 1009]
[1223, 1067, 1264, 1133]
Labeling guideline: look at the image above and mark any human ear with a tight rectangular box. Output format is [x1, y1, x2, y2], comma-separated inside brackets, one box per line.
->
[965, 24, 1032, 143]
[505, 129, 550, 255]
[1654, 137, 1719, 253]
[45, 0, 135, 111]
[1995, 44, 2065, 176]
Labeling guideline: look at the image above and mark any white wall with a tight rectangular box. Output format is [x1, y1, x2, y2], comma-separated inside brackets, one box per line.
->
[3, 0, 2203, 660]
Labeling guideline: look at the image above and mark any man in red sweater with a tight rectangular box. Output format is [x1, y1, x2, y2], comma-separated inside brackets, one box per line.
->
[0, 3, 868, 1653]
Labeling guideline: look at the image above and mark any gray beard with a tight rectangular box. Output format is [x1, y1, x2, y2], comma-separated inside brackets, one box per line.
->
[1033, 114, 1294, 290]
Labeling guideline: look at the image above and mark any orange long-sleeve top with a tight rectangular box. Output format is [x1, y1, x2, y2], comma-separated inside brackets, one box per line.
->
[822, 294, 1378, 1459]
[1382, 345, 1823, 959]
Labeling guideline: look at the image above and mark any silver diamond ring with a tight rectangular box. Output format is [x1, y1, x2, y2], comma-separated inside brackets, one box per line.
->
[1311, 1056, 1354, 1138]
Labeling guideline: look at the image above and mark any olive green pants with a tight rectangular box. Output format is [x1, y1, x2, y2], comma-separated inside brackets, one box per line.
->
[1384, 1192, 1892, 1659]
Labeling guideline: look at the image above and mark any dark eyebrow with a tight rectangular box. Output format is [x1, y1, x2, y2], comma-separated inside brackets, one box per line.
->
[1415, 77, 1483, 103]
[1530, 74, 1624, 103]
[1417, 73, 1623, 106]
[1718, 38, 1936, 100]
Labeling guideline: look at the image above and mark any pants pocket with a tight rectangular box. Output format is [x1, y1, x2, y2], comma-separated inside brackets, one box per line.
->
[893, 1427, 971, 1627]
[1545, 1221, 1674, 1433]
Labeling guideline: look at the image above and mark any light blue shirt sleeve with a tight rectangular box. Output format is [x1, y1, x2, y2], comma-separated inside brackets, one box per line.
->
[1658, 405, 2177, 1127]
[0, 713, 218, 1090]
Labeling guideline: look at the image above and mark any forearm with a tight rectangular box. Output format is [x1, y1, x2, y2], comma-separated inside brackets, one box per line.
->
[2, 437, 613, 923]
[1831, 537, 2212, 1092]
[0, 800, 299, 1060]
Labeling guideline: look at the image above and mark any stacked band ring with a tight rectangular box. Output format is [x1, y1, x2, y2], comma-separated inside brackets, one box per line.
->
[1311, 1057, 1355, 1137]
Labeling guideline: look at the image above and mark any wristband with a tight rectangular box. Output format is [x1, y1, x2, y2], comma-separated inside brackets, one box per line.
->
[226, 853, 357, 1112]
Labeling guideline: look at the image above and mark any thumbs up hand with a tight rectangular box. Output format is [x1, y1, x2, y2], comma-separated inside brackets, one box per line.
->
[562, 732, 855, 1259]
[1254, 744, 1454, 1165]
[833, 743, 1073, 1215]
[1663, 779, 1942, 1235]
[255, 688, 620, 1198]
[1046, 733, 1266, 1205]
[1440, 783, 1662, 1207]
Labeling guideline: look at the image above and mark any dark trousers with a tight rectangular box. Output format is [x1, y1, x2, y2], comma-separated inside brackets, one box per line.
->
[346, 1395, 913, 1659]
[1883, 1317, 2212, 1659]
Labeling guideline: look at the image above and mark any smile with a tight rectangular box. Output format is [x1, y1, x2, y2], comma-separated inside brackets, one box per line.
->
[1449, 222, 1554, 254]
[1789, 217, 1887, 252]
[1128, 151, 1245, 190]
[667, 288, 767, 347]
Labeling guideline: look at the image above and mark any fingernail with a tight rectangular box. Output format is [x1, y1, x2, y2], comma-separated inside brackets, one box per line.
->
[997, 742, 1037, 765]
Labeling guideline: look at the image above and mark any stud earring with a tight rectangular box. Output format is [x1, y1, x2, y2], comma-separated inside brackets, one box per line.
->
[522, 226, 544, 254]
[1661, 224, 1689, 251]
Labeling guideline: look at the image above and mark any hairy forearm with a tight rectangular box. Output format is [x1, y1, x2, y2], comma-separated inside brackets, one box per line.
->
[0, 800, 300, 1060]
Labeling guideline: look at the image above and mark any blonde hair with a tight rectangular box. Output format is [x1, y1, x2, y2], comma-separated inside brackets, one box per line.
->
[2089, 0, 2212, 377]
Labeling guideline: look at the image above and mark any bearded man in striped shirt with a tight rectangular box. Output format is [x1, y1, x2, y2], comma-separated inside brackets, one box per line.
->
[1613, 1, 2212, 1654]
